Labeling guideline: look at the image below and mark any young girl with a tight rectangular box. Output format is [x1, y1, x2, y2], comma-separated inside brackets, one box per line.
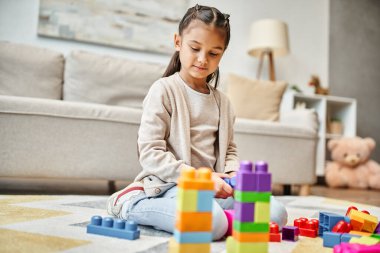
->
[107, 4, 287, 240]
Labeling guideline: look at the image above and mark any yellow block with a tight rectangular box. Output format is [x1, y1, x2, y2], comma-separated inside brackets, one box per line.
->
[168, 237, 210, 253]
[226, 236, 268, 253]
[350, 236, 380, 245]
[254, 202, 270, 223]
[177, 188, 197, 212]
[348, 209, 378, 233]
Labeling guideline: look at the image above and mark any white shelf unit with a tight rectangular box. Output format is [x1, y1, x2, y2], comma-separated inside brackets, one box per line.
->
[290, 93, 357, 176]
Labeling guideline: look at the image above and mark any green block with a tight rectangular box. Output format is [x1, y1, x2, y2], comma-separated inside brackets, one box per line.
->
[226, 236, 268, 253]
[371, 234, 380, 240]
[234, 191, 271, 202]
[233, 221, 269, 232]
[177, 188, 197, 211]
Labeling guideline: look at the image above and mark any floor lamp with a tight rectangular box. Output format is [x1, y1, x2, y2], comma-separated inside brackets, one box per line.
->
[247, 19, 290, 81]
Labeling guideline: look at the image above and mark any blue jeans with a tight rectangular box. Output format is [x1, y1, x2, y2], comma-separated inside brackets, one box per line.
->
[121, 186, 287, 240]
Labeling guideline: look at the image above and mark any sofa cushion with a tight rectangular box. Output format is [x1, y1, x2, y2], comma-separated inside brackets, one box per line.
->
[226, 73, 287, 121]
[0, 41, 64, 99]
[64, 51, 166, 109]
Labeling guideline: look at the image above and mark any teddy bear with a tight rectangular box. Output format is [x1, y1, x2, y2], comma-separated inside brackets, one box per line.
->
[325, 136, 380, 190]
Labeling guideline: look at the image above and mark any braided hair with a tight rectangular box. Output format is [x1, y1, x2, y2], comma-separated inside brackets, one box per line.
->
[163, 4, 231, 88]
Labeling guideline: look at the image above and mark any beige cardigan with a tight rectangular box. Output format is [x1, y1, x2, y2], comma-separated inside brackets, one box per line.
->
[135, 73, 239, 196]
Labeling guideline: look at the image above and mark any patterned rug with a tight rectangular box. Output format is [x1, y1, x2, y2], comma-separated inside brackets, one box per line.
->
[0, 194, 379, 253]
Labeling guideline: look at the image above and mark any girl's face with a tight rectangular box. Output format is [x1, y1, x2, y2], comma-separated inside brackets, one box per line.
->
[175, 20, 226, 87]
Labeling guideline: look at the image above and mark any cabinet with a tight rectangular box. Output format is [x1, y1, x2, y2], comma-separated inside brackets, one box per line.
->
[289, 93, 357, 176]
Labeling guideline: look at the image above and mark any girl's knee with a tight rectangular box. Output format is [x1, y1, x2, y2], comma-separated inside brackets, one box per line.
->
[212, 202, 228, 240]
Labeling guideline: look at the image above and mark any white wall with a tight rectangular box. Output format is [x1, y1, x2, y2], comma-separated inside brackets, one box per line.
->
[0, 0, 329, 94]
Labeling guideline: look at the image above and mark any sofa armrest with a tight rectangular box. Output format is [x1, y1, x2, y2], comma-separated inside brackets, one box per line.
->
[0, 95, 142, 181]
[279, 109, 319, 133]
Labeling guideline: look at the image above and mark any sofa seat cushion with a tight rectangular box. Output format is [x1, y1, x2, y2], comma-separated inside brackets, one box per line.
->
[64, 50, 166, 109]
[0, 41, 64, 99]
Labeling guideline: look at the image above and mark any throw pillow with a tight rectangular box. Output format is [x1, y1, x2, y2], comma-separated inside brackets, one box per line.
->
[226, 73, 287, 121]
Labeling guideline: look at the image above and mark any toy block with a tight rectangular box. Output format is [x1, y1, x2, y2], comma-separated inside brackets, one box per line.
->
[235, 160, 256, 191]
[87, 216, 140, 240]
[282, 226, 299, 241]
[197, 190, 214, 212]
[348, 209, 378, 233]
[375, 221, 380, 234]
[234, 202, 254, 222]
[254, 202, 270, 223]
[168, 237, 210, 253]
[340, 233, 360, 243]
[254, 161, 271, 192]
[269, 222, 281, 242]
[318, 212, 345, 236]
[349, 230, 372, 236]
[224, 177, 237, 189]
[177, 167, 214, 190]
[176, 212, 212, 232]
[332, 220, 352, 233]
[233, 221, 269, 233]
[371, 233, 380, 240]
[173, 229, 212, 243]
[345, 206, 358, 216]
[177, 188, 197, 212]
[234, 191, 271, 203]
[350, 236, 380, 245]
[333, 242, 380, 253]
[323, 231, 341, 248]
[225, 209, 234, 236]
[226, 236, 268, 253]
[233, 231, 269, 242]
[294, 217, 319, 237]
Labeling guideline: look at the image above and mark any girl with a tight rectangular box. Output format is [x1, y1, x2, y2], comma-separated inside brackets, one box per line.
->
[107, 4, 287, 240]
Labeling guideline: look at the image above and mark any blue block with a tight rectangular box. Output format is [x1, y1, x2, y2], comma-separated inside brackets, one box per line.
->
[173, 229, 212, 243]
[197, 190, 214, 212]
[340, 233, 360, 243]
[87, 216, 140, 240]
[323, 231, 341, 248]
[318, 212, 345, 236]
[223, 177, 237, 189]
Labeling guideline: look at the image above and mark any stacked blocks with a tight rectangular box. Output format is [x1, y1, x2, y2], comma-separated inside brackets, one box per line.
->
[347, 209, 378, 233]
[226, 160, 271, 253]
[169, 167, 214, 253]
[293, 217, 319, 238]
[319, 212, 345, 236]
[87, 216, 140, 240]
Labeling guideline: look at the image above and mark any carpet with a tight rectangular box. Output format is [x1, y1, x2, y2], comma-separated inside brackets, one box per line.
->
[0, 194, 379, 253]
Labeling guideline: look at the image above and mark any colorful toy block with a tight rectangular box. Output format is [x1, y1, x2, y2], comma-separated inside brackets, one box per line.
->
[332, 220, 352, 233]
[224, 176, 237, 189]
[333, 242, 380, 253]
[340, 233, 360, 243]
[224, 209, 234, 236]
[87, 216, 140, 240]
[282, 226, 299, 241]
[349, 235, 380, 245]
[323, 231, 342, 248]
[293, 217, 319, 238]
[347, 209, 378, 233]
[269, 222, 281, 242]
[319, 212, 345, 236]
[170, 167, 214, 253]
[226, 160, 272, 253]
[375, 222, 380, 234]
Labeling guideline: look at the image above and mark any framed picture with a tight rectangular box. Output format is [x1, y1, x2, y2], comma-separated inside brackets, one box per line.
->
[38, 0, 189, 54]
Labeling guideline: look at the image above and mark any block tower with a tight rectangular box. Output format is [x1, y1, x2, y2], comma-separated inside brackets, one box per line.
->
[226, 160, 272, 253]
[168, 167, 214, 253]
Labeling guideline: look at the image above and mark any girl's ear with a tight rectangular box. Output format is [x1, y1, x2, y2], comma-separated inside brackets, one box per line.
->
[174, 33, 181, 51]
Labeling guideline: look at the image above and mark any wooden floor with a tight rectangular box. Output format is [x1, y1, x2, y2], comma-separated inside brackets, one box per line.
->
[1, 178, 379, 206]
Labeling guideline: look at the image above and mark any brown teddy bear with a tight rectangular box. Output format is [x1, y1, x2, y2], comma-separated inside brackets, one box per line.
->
[325, 137, 380, 190]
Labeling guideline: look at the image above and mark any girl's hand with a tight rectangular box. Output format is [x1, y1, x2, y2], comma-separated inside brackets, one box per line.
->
[211, 172, 233, 199]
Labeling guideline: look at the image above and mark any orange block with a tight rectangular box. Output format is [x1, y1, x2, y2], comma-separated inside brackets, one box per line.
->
[176, 212, 212, 232]
[349, 230, 372, 236]
[178, 167, 214, 190]
[232, 230, 269, 242]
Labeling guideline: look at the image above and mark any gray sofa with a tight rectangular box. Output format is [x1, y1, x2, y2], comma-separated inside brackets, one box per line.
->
[0, 41, 317, 194]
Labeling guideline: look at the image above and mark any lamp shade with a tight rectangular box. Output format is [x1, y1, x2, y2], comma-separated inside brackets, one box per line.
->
[248, 19, 290, 57]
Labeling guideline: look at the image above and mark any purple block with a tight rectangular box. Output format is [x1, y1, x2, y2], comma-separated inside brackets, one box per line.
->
[234, 202, 254, 222]
[375, 221, 380, 234]
[254, 161, 272, 192]
[282, 226, 299, 241]
[236, 161, 256, 191]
